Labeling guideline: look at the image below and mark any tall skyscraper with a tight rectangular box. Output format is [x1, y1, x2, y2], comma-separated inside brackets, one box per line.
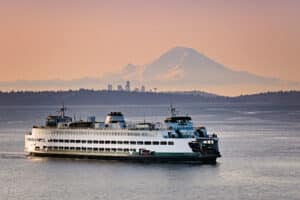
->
[141, 85, 145, 92]
[125, 81, 130, 91]
[107, 84, 113, 91]
[117, 85, 123, 91]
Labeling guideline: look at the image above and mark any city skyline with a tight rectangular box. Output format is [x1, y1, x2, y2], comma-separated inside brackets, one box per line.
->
[107, 81, 147, 92]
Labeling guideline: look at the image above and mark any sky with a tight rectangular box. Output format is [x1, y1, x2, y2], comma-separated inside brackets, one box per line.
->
[0, 0, 299, 93]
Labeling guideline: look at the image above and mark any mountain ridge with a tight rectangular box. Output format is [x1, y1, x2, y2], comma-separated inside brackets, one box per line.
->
[0, 89, 299, 105]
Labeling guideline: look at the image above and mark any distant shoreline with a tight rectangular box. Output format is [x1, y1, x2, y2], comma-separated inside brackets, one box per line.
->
[0, 89, 299, 105]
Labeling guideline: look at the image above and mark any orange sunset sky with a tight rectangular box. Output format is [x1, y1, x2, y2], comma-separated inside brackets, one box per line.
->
[0, 0, 299, 93]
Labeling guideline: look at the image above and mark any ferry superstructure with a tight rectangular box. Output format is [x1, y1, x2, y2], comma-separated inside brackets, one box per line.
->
[25, 106, 221, 163]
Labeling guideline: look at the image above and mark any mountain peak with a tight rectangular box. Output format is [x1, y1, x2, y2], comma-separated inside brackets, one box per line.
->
[164, 46, 200, 57]
[155, 46, 212, 66]
[143, 46, 218, 78]
[170, 46, 198, 52]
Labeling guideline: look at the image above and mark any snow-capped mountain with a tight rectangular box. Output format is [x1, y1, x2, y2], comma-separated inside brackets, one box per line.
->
[119, 46, 282, 89]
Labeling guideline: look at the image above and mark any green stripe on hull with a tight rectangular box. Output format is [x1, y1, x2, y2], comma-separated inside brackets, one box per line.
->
[153, 152, 199, 157]
[28, 150, 219, 163]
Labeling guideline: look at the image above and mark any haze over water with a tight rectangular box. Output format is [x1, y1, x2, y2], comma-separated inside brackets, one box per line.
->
[0, 103, 299, 200]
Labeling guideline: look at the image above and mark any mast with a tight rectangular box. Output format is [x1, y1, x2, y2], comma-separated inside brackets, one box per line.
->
[170, 104, 177, 117]
[58, 103, 67, 118]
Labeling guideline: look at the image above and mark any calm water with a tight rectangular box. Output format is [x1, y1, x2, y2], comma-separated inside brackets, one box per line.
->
[0, 103, 299, 200]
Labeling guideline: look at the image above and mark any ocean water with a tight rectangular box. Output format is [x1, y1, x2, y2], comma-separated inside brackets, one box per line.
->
[0, 103, 299, 200]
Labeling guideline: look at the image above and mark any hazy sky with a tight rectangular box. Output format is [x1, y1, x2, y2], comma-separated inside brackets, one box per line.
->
[0, 0, 299, 83]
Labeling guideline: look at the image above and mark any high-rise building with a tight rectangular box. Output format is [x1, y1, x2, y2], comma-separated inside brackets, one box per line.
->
[125, 81, 130, 91]
[117, 85, 123, 91]
[141, 85, 145, 92]
[107, 84, 113, 91]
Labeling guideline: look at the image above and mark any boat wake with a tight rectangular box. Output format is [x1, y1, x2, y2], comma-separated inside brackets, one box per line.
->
[0, 151, 26, 159]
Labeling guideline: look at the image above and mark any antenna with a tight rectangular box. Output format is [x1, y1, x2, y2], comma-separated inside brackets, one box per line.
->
[62, 102, 65, 117]
[58, 102, 67, 118]
[169, 103, 177, 117]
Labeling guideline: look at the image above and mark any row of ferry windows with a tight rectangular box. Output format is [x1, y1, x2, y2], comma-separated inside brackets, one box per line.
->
[42, 146, 136, 152]
[49, 131, 155, 137]
[47, 139, 174, 145]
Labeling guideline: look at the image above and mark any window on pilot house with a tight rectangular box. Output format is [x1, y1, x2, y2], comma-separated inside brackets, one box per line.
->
[160, 141, 167, 145]
[137, 141, 143, 145]
[153, 141, 159, 145]
[144, 141, 151, 145]
[130, 141, 136, 145]
[168, 141, 174, 145]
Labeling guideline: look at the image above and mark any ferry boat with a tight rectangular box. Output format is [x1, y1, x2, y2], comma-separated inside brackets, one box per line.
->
[25, 106, 221, 163]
